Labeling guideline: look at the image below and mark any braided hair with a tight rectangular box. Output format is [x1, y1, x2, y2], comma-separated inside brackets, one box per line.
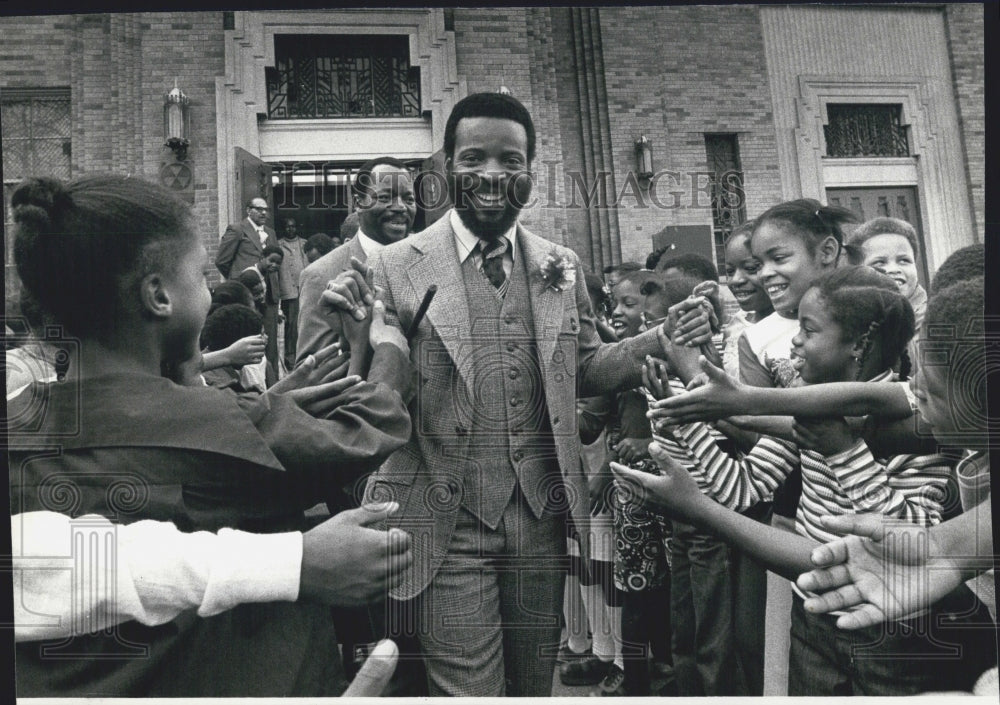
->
[752, 198, 858, 258]
[11, 175, 195, 339]
[811, 266, 915, 380]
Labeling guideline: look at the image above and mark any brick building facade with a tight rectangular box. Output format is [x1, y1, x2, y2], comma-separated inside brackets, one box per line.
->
[1, 6, 984, 313]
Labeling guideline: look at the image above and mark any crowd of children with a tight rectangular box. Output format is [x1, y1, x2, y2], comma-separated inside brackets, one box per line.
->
[560, 199, 995, 697]
[5, 171, 994, 698]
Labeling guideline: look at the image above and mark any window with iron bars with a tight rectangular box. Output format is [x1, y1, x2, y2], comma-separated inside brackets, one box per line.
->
[704, 134, 746, 280]
[266, 35, 421, 120]
[824, 103, 910, 158]
[2, 89, 71, 307]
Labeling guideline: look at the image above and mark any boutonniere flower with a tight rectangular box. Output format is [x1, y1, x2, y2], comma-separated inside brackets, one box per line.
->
[539, 250, 576, 292]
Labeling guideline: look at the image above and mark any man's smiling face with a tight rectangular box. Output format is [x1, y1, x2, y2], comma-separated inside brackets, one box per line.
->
[447, 116, 532, 241]
[355, 164, 416, 246]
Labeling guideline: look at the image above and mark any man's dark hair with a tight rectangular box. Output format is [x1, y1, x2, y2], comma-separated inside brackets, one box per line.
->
[200, 304, 263, 353]
[352, 157, 410, 201]
[305, 232, 335, 257]
[261, 245, 283, 260]
[602, 261, 643, 276]
[656, 252, 719, 282]
[444, 92, 536, 163]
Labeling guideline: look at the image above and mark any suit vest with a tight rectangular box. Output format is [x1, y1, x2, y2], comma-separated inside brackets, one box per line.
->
[459, 247, 560, 529]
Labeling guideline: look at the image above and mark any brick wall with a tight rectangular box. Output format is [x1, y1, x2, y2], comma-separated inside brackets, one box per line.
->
[0, 15, 74, 89]
[452, 8, 567, 246]
[138, 12, 225, 280]
[597, 5, 783, 265]
[943, 3, 984, 240]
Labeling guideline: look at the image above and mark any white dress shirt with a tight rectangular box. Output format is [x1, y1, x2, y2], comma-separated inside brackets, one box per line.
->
[356, 227, 387, 259]
[249, 218, 269, 247]
[12, 511, 302, 642]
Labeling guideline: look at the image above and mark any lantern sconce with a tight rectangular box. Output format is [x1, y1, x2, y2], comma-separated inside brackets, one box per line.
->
[164, 79, 191, 161]
[634, 135, 654, 186]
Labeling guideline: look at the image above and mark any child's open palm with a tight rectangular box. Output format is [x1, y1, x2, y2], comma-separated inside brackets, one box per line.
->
[610, 442, 704, 520]
[796, 513, 961, 630]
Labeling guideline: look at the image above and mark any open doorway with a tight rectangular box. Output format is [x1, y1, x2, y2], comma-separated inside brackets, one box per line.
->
[270, 159, 437, 238]
[826, 186, 929, 287]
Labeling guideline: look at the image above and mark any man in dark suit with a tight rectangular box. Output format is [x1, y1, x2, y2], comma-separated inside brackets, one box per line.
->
[322, 93, 670, 697]
[218, 197, 281, 382]
[217, 197, 280, 280]
[295, 157, 419, 690]
[296, 158, 416, 365]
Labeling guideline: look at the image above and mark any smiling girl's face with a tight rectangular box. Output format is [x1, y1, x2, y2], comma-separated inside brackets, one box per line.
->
[611, 279, 645, 339]
[789, 287, 858, 384]
[724, 233, 772, 316]
[752, 221, 837, 316]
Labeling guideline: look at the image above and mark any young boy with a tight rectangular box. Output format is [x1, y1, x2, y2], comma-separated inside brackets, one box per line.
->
[242, 245, 284, 385]
[278, 218, 308, 370]
[200, 304, 265, 393]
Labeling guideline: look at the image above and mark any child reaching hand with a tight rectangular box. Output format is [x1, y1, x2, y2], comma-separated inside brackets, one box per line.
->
[600, 270, 672, 696]
[7, 175, 413, 697]
[614, 266, 994, 695]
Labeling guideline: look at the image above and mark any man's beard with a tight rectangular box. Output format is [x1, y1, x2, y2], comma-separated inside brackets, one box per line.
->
[449, 171, 532, 241]
[454, 202, 520, 241]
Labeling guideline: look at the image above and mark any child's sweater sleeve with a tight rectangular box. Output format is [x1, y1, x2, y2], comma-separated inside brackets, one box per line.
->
[823, 442, 951, 526]
[668, 420, 799, 511]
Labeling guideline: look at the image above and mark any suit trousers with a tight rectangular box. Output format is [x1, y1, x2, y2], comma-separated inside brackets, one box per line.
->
[280, 298, 299, 370]
[411, 491, 567, 696]
[262, 302, 279, 385]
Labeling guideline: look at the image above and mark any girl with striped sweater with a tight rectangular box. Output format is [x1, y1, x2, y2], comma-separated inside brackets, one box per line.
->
[614, 266, 994, 695]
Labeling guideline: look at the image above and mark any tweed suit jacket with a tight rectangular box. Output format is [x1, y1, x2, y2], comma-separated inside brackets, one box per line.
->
[216, 218, 279, 281]
[295, 236, 367, 365]
[363, 214, 663, 599]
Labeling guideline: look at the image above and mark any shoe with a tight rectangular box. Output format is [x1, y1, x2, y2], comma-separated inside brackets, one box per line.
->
[560, 655, 612, 686]
[598, 664, 625, 695]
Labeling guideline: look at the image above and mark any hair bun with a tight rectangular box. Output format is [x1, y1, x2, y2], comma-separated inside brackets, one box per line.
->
[11, 177, 71, 232]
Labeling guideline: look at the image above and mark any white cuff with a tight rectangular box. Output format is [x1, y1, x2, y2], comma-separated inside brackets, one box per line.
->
[198, 530, 303, 617]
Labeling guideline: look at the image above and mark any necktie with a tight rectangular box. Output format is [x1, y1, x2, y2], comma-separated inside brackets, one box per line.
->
[479, 236, 509, 295]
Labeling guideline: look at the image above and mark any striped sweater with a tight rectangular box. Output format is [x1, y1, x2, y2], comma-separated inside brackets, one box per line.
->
[656, 374, 952, 544]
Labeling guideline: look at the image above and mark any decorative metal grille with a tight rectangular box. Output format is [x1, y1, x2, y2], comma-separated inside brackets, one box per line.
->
[1, 96, 71, 181]
[267, 35, 420, 119]
[2, 92, 71, 273]
[824, 104, 909, 158]
[704, 134, 746, 275]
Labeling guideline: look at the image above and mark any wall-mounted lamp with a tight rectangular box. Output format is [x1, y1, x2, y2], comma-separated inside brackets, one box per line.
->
[634, 135, 654, 185]
[164, 79, 191, 161]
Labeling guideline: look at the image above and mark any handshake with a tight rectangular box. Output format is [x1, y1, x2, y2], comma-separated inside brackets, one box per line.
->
[321, 257, 409, 357]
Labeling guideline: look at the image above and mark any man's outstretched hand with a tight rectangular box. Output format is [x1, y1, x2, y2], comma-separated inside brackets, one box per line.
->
[299, 502, 412, 607]
[321, 257, 375, 321]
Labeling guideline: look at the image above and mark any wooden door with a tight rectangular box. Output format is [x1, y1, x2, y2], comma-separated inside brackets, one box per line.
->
[826, 186, 928, 285]
[234, 146, 273, 227]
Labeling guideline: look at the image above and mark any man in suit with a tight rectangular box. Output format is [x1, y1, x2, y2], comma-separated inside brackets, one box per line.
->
[296, 158, 416, 366]
[217, 197, 280, 280]
[218, 197, 282, 382]
[322, 93, 668, 697]
[295, 157, 420, 691]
